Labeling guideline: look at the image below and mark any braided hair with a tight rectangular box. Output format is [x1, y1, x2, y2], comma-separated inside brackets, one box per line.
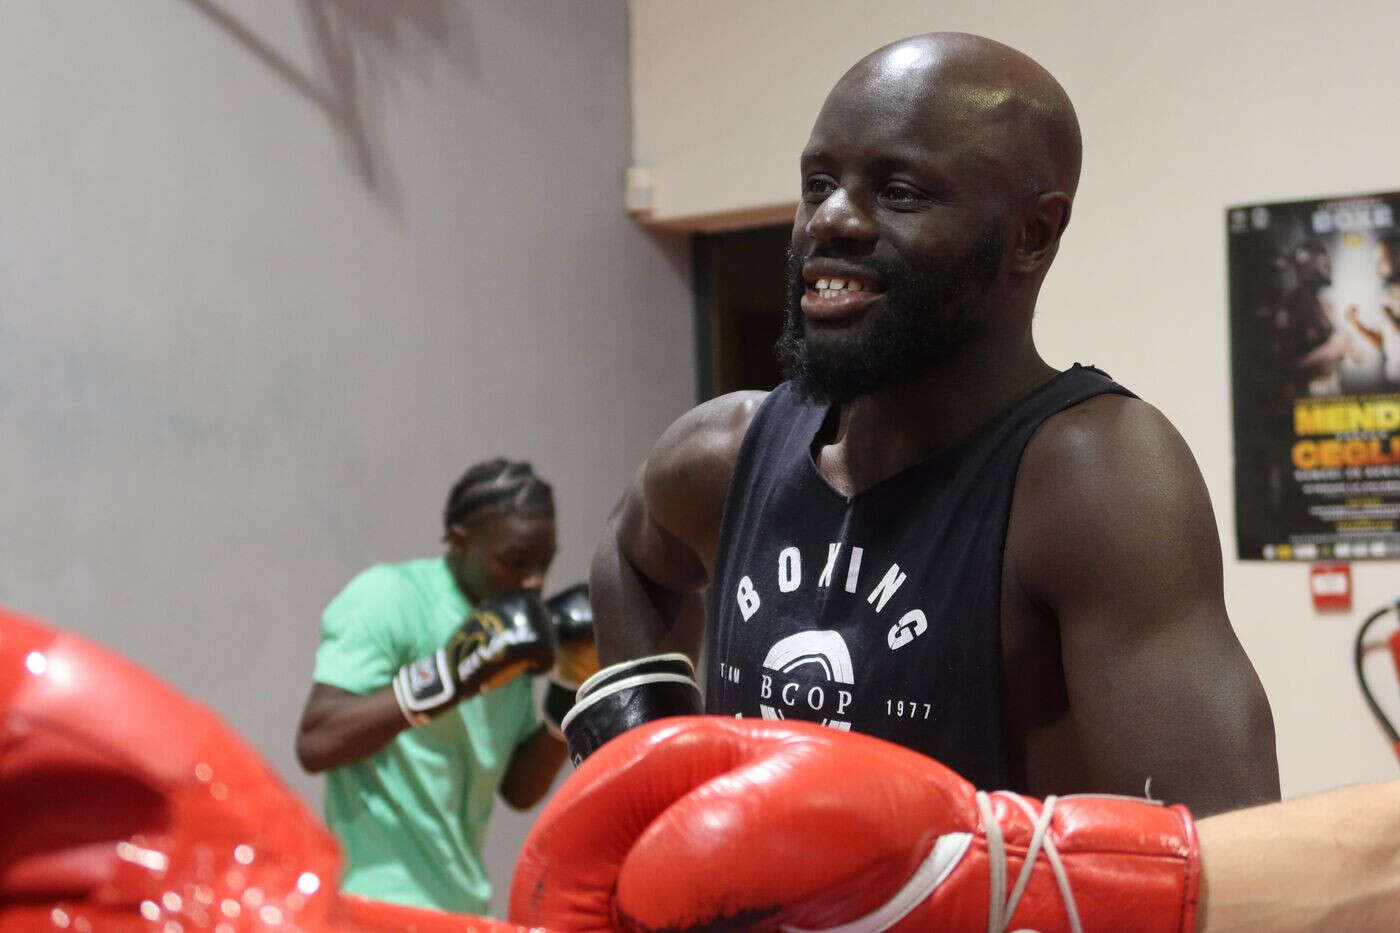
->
[443, 458, 554, 533]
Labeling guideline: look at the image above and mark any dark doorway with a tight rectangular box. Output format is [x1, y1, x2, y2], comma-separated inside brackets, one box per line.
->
[692, 225, 790, 401]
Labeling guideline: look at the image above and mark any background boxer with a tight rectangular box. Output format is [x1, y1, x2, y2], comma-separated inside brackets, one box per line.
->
[574, 32, 1279, 816]
[295, 458, 594, 915]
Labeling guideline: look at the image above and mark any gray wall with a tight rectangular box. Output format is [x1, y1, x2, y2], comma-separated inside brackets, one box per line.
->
[0, 1, 693, 916]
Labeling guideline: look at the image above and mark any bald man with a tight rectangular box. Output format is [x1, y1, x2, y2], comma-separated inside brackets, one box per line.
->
[569, 33, 1279, 818]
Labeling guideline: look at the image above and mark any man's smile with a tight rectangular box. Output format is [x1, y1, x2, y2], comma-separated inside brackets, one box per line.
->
[801, 264, 885, 323]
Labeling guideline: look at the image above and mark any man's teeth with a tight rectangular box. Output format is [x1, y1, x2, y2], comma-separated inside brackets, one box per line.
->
[813, 278, 868, 298]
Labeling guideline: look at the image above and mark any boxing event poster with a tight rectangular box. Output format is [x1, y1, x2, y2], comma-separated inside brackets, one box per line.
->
[1228, 190, 1400, 561]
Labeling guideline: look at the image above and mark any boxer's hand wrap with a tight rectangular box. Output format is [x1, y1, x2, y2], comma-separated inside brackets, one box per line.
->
[539, 584, 600, 739]
[391, 590, 555, 725]
[510, 717, 1200, 933]
[558, 653, 702, 764]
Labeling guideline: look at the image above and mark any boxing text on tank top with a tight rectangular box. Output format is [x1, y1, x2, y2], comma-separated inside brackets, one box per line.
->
[705, 364, 1134, 788]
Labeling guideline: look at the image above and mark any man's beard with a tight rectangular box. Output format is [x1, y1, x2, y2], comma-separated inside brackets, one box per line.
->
[777, 228, 1003, 405]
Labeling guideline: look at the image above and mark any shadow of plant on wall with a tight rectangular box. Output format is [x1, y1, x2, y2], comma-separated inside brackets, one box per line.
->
[179, 0, 476, 215]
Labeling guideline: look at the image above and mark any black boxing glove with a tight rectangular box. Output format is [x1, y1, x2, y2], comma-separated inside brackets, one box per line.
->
[540, 584, 601, 738]
[560, 652, 702, 764]
[392, 589, 555, 726]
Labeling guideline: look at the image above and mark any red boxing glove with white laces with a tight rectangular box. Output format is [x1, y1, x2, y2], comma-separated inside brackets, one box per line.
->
[510, 716, 1200, 933]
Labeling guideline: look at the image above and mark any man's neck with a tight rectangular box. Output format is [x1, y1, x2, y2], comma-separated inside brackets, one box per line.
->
[813, 334, 1056, 498]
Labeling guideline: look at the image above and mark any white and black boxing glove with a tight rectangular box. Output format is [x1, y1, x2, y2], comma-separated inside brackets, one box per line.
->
[559, 652, 702, 764]
[392, 589, 555, 726]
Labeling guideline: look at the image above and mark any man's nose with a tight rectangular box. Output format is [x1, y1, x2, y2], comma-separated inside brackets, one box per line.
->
[804, 188, 876, 247]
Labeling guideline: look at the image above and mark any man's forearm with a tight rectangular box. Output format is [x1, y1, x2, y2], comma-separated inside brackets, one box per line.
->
[590, 526, 702, 667]
[499, 726, 568, 810]
[1197, 781, 1400, 933]
[295, 684, 410, 773]
[556, 524, 707, 764]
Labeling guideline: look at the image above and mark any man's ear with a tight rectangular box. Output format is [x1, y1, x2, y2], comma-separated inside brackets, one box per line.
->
[1013, 191, 1072, 275]
[443, 525, 469, 549]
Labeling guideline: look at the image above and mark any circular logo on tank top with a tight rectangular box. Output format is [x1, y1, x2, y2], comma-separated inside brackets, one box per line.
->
[758, 630, 855, 730]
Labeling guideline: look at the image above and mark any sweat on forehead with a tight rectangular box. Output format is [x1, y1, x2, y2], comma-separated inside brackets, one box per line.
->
[830, 32, 1082, 196]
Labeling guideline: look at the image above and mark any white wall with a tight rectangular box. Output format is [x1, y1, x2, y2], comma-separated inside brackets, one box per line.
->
[0, 0, 694, 915]
[631, 0, 1400, 796]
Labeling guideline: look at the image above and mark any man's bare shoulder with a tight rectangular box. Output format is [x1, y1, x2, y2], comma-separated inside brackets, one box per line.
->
[1019, 393, 1200, 500]
[646, 390, 768, 495]
[1011, 391, 1221, 595]
[629, 391, 768, 559]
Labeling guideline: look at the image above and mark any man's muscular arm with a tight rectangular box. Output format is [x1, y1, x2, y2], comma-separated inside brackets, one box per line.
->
[498, 726, 567, 810]
[1009, 394, 1279, 816]
[295, 682, 408, 773]
[591, 392, 765, 666]
[559, 393, 763, 762]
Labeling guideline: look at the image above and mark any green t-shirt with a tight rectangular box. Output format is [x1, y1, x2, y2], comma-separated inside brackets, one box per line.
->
[313, 557, 540, 914]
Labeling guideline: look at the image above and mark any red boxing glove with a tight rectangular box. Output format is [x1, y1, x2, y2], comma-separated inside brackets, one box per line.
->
[510, 716, 1200, 933]
[0, 607, 525, 933]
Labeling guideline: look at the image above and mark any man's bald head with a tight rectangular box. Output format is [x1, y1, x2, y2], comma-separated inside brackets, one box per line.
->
[785, 33, 1082, 401]
[834, 32, 1081, 199]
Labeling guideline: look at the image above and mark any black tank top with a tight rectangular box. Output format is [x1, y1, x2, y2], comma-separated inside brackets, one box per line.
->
[705, 365, 1133, 788]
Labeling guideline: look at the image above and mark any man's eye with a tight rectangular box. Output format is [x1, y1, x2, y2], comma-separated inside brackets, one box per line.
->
[802, 177, 835, 200]
[881, 184, 924, 204]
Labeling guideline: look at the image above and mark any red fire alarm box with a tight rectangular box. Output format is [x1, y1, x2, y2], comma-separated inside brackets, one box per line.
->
[1310, 562, 1352, 611]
